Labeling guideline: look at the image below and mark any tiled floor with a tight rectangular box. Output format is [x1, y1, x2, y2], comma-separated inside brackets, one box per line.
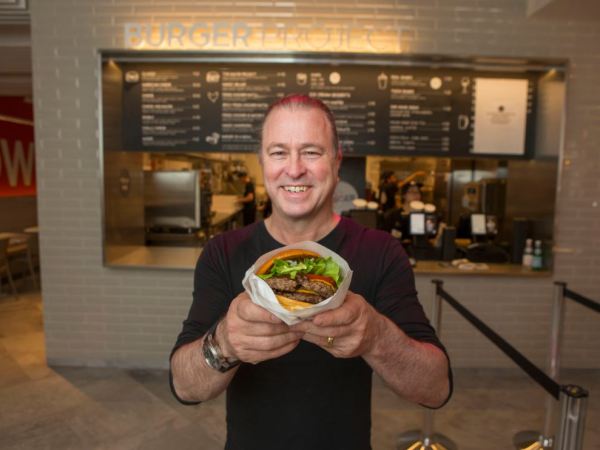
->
[0, 290, 598, 449]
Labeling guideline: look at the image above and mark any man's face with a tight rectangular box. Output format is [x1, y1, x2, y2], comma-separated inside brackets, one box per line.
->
[260, 106, 341, 221]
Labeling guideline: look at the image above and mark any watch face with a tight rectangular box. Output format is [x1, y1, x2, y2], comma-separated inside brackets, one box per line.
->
[202, 335, 222, 370]
[203, 343, 217, 368]
[202, 327, 240, 372]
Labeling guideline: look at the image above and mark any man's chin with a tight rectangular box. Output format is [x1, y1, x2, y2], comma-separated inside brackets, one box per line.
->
[270, 202, 318, 220]
[275, 208, 313, 220]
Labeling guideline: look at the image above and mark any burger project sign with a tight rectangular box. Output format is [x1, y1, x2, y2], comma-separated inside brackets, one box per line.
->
[242, 241, 353, 325]
[123, 21, 406, 52]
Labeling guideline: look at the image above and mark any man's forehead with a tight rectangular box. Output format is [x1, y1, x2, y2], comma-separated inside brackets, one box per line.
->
[265, 105, 327, 123]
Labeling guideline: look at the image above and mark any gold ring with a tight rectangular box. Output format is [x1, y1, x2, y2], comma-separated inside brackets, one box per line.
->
[326, 336, 335, 347]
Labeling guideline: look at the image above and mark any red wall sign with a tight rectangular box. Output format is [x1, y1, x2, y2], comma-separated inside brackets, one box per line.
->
[0, 97, 36, 197]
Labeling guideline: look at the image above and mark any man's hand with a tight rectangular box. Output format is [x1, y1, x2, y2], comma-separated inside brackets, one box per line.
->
[218, 292, 303, 364]
[290, 291, 450, 407]
[291, 291, 386, 358]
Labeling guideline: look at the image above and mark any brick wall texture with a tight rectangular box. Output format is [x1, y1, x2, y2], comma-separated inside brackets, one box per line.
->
[29, 0, 600, 369]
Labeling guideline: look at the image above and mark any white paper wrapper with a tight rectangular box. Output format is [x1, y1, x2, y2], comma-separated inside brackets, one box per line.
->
[242, 241, 353, 325]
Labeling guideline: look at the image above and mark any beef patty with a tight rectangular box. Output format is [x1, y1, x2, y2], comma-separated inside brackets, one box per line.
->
[263, 274, 336, 304]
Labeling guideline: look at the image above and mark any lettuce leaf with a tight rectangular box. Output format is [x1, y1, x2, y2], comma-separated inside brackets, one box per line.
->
[258, 256, 342, 286]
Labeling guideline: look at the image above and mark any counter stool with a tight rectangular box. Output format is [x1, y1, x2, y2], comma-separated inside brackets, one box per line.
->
[23, 230, 40, 286]
[8, 234, 38, 290]
[0, 238, 18, 299]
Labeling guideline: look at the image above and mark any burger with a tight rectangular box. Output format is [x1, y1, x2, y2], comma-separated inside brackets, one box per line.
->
[256, 249, 343, 311]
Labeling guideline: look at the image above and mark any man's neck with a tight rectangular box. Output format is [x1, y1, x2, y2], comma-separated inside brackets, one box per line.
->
[265, 212, 340, 245]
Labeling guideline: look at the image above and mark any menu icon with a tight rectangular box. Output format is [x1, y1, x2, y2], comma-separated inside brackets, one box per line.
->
[206, 71, 220, 83]
[125, 71, 140, 83]
[377, 72, 388, 90]
[205, 132, 220, 145]
[296, 73, 307, 85]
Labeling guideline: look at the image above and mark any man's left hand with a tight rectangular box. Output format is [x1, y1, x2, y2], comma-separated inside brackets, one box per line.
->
[291, 291, 384, 358]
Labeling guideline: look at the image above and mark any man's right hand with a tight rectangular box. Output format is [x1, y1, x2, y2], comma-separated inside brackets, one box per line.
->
[216, 292, 303, 364]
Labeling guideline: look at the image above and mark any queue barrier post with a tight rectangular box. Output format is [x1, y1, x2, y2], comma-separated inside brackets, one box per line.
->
[419, 280, 591, 449]
[397, 280, 456, 450]
[554, 282, 598, 449]
[555, 385, 589, 450]
[513, 282, 566, 450]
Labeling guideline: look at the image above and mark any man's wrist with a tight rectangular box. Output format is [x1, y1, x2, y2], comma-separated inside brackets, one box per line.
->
[365, 313, 404, 360]
[202, 319, 241, 373]
[215, 318, 236, 360]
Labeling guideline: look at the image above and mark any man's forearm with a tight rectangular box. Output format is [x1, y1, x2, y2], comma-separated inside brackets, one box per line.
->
[363, 315, 450, 408]
[170, 335, 237, 403]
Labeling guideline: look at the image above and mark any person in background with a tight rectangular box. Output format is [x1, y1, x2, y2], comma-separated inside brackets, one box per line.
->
[237, 171, 256, 226]
[382, 180, 424, 236]
[400, 180, 423, 213]
[170, 94, 451, 450]
[258, 195, 272, 219]
[378, 171, 399, 212]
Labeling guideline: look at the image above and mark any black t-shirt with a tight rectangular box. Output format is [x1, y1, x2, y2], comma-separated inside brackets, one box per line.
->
[242, 181, 256, 210]
[241, 181, 257, 225]
[171, 218, 451, 450]
[380, 182, 398, 211]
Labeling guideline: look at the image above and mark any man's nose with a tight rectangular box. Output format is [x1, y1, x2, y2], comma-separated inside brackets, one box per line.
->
[286, 153, 307, 179]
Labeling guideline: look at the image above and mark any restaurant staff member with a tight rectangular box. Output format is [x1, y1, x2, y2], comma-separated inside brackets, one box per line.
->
[378, 171, 399, 211]
[400, 180, 423, 211]
[382, 180, 424, 236]
[169, 94, 451, 450]
[237, 171, 256, 226]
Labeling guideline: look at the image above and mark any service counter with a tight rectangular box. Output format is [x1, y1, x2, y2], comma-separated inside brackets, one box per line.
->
[105, 245, 202, 270]
[105, 200, 242, 269]
[413, 260, 550, 277]
[106, 242, 550, 277]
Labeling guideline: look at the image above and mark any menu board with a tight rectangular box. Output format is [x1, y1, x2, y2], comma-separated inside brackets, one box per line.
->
[116, 61, 536, 157]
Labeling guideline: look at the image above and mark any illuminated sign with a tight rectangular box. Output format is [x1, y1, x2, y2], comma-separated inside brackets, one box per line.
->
[124, 22, 405, 53]
[0, 97, 35, 197]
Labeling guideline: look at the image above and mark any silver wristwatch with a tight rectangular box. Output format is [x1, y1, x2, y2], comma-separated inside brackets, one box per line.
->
[202, 320, 241, 373]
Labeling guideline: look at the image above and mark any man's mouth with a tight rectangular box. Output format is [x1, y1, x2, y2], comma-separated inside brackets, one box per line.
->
[283, 185, 308, 193]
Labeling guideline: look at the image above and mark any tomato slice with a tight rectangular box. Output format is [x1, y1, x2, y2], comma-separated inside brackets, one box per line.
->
[306, 274, 336, 288]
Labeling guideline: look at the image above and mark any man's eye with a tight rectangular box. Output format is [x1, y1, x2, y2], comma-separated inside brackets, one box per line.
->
[269, 150, 286, 159]
[302, 149, 322, 158]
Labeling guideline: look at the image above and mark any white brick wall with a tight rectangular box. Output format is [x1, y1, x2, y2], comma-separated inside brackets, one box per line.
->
[30, 0, 600, 369]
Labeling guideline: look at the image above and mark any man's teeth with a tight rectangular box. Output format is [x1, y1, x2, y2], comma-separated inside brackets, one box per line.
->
[284, 185, 307, 193]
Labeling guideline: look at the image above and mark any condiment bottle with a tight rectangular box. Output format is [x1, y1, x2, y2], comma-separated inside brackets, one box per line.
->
[531, 240, 543, 270]
[522, 238, 533, 268]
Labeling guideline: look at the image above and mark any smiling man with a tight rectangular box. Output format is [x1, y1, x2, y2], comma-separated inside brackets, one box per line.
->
[170, 94, 452, 450]
[261, 97, 342, 239]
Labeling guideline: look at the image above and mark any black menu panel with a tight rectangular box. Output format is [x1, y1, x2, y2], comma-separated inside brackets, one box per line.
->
[118, 61, 536, 157]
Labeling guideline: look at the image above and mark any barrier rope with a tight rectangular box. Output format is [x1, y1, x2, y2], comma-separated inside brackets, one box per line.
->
[564, 287, 600, 314]
[434, 281, 561, 400]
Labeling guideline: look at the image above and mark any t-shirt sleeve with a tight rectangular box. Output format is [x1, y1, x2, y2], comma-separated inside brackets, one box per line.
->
[374, 239, 431, 338]
[373, 237, 453, 408]
[171, 236, 232, 357]
[169, 236, 234, 405]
